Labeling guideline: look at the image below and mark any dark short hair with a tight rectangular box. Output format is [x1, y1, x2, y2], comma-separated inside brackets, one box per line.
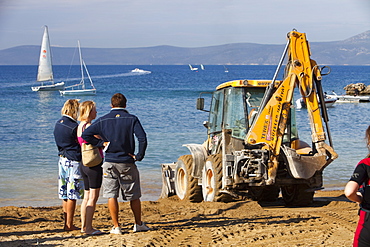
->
[111, 93, 127, 108]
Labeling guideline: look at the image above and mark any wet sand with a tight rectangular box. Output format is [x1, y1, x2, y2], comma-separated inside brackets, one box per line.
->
[0, 190, 358, 246]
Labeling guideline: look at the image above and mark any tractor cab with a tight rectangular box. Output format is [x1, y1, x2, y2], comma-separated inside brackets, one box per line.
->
[197, 79, 298, 156]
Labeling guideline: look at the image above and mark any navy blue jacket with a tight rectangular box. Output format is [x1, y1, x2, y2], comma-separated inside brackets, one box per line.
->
[82, 108, 147, 163]
[53, 115, 81, 161]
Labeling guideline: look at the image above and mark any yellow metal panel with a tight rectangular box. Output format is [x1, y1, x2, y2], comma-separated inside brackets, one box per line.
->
[216, 80, 281, 90]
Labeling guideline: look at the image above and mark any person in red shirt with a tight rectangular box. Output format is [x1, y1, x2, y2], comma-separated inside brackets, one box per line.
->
[345, 126, 370, 247]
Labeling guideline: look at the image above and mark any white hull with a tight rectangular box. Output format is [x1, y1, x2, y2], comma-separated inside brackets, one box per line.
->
[335, 97, 360, 103]
[31, 81, 65, 91]
[189, 64, 198, 71]
[326, 92, 370, 103]
[131, 68, 151, 73]
[337, 95, 370, 103]
[60, 88, 96, 96]
[323, 98, 337, 107]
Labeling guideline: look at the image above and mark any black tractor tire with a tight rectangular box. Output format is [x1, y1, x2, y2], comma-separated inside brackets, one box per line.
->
[248, 185, 280, 202]
[202, 154, 232, 202]
[281, 184, 314, 206]
[174, 155, 202, 202]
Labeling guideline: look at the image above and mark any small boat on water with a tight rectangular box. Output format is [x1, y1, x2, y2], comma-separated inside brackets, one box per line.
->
[189, 64, 198, 71]
[59, 40, 96, 96]
[31, 26, 65, 91]
[296, 95, 337, 109]
[326, 91, 370, 103]
[131, 68, 151, 74]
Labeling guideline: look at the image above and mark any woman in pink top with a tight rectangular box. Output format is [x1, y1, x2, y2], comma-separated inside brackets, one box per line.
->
[77, 101, 103, 235]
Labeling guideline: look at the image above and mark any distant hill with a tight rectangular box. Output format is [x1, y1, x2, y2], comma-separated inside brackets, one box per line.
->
[0, 31, 369, 65]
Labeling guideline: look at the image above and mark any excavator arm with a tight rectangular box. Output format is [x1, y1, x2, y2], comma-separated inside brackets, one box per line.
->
[245, 30, 338, 184]
[289, 32, 326, 143]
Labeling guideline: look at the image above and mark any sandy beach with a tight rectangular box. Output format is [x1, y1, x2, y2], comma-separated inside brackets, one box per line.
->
[0, 190, 358, 246]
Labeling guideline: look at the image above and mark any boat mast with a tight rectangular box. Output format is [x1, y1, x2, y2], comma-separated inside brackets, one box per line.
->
[78, 40, 85, 89]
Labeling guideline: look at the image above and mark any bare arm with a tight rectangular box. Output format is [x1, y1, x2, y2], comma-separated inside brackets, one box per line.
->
[344, 181, 363, 204]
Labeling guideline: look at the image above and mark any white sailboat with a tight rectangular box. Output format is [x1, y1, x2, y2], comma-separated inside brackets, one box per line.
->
[189, 64, 198, 71]
[200, 64, 205, 70]
[31, 26, 65, 91]
[59, 41, 96, 96]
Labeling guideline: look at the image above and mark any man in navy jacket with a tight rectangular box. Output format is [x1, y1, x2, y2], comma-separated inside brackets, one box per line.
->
[82, 93, 149, 234]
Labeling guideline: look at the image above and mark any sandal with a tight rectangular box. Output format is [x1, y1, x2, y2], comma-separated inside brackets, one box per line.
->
[86, 230, 104, 235]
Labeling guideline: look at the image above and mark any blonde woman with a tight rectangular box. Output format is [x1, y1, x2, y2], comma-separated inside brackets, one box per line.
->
[53, 99, 84, 231]
[77, 101, 103, 235]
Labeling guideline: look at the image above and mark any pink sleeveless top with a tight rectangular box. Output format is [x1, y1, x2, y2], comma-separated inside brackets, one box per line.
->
[78, 123, 103, 157]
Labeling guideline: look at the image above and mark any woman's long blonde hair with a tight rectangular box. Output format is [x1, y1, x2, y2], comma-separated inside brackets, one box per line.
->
[78, 100, 96, 122]
[61, 99, 79, 120]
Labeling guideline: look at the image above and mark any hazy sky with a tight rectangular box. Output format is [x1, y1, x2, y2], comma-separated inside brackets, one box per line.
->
[0, 0, 369, 50]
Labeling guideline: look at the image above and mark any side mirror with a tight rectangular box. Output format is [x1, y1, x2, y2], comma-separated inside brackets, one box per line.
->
[196, 98, 204, 110]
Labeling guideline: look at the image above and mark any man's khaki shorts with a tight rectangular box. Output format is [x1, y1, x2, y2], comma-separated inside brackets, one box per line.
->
[102, 162, 141, 201]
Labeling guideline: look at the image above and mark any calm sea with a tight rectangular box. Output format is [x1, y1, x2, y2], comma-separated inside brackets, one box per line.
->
[0, 65, 370, 207]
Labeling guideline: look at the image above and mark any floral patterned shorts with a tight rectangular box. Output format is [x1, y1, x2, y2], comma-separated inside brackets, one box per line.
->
[58, 156, 84, 200]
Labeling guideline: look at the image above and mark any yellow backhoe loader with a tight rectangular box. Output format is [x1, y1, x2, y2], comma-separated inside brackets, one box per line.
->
[161, 30, 338, 206]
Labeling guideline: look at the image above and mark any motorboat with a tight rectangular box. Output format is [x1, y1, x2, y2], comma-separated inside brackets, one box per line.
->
[131, 68, 151, 74]
[296, 95, 337, 109]
[326, 91, 370, 103]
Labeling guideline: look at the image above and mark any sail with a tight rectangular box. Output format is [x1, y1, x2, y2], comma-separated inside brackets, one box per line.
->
[37, 26, 53, 82]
